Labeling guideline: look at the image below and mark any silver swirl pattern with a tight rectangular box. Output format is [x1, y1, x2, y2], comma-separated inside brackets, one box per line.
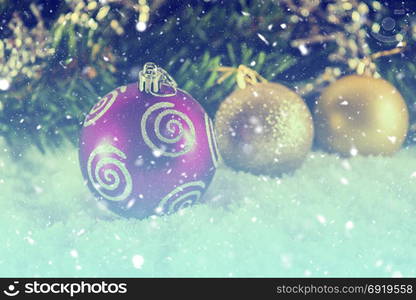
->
[141, 102, 196, 157]
[84, 86, 127, 127]
[87, 144, 133, 202]
[157, 181, 206, 214]
[205, 113, 220, 168]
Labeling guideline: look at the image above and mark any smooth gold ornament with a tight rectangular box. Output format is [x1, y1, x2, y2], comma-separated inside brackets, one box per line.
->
[314, 75, 409, 156]
[215, 81, 314, 176]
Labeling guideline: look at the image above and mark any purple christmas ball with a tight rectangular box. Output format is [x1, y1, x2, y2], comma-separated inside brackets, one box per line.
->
[79, 83, 219, 218]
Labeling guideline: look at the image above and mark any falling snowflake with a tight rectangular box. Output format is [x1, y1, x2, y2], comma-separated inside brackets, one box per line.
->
[70, 249, 79, 258]
[298, 44, 309, 55]
[136, 21, 147, 32]
[345, 221, 354, 230]
[350, 147, 358, 156]
[0, 79, 10, 91]
[132, 255, 144, 269]
[316, 214, 326, 224]
[257, 33, 270, 45]
[340, 177, 349, 185]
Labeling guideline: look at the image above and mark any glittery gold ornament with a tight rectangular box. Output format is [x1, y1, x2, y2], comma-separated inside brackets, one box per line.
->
[314, 75, 409, 156]
[215, 78, 314, 176]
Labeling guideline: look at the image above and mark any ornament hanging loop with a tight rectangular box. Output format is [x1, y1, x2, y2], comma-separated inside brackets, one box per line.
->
[360, 41, 407, 77]
[215, 64, 267, 89]
[138, 62, 177, 97]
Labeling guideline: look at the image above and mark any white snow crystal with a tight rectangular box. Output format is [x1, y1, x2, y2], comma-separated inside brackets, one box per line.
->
[152, 149, 163, 157]
[249, 116, 258, 124]
[0, 78, 10, 91]
[280, 254, 292, 268]
[341, 160, 351, 170]
[70, 249, 79, 258]
[135, 157, 144, 166]
[392, 271, 403, 278]
[345, 221, 354, 230]
[76, 229, 86, 236]
[136, 21, 147, 32]
[257, 33, 270, 45]
[298, 44, 309, 55]
[375, 259, 383, 267]
[254, 126, 263, 134]
[34, 185, 43, 194]
[350, 147, 358, 156]
[126, 198, 136, 209]
[316, 215, 326, 224]
[132, 255, 144, 269]
[25, 237, 35, 245]
[396, 72, 404, 80]
[242, 143, 253, 154]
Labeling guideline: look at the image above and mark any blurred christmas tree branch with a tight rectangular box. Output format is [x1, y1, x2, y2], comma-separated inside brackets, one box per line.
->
[0, 0, 415, 154]
[284, 0, 379, 94]
[0, 4, 54, 87]
[0, 0, 147, 153]
[281, 0, 416, 141]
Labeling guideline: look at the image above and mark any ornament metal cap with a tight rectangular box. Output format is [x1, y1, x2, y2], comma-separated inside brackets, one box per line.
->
[138, 62, 177, 97]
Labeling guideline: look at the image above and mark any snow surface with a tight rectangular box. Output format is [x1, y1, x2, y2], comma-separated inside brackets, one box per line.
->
[0, 141, 415, 277]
